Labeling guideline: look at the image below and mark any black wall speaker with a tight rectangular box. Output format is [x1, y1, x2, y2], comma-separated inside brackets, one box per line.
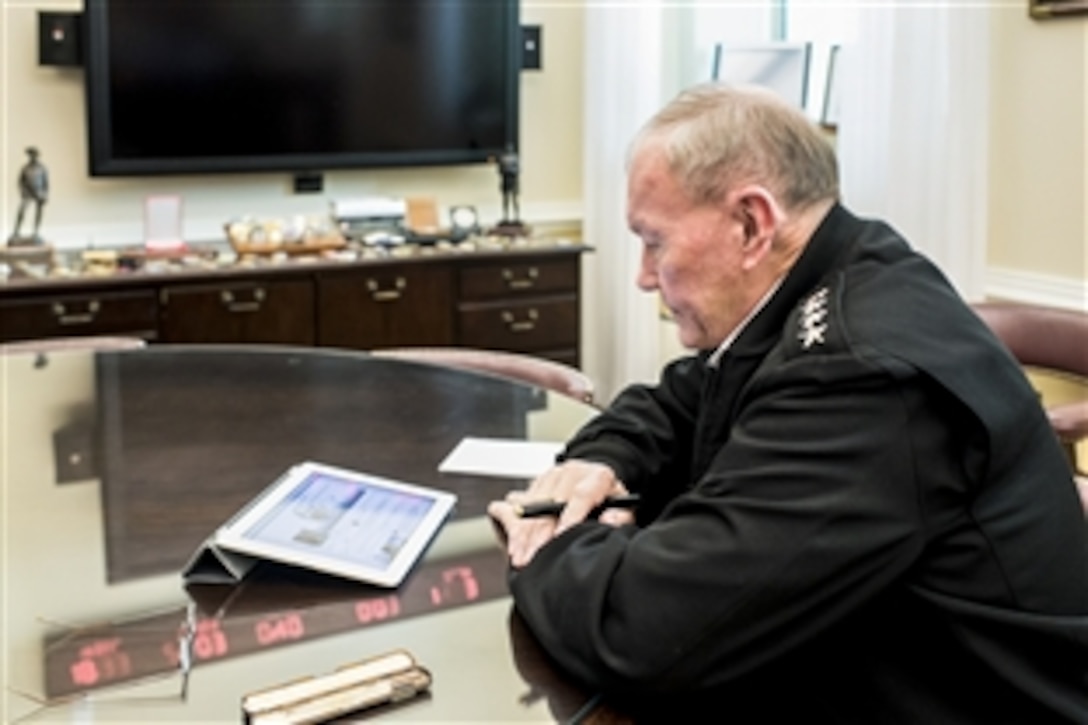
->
[521, 25, 542, 71]
[39, 12, 83, 67]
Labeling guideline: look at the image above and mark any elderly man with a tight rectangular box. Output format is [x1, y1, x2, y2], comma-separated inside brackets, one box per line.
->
[489, 84, 1088, 723]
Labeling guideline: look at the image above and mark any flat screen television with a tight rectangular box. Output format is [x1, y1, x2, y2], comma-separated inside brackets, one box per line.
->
[83, 0, 521, 177]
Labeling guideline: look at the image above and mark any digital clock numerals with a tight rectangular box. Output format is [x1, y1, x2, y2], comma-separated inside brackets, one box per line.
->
[162, 617, 230, 673]
[430, 566, 480, 606]
[193, 619, 230, 660]
[255, 613, 306, 647]
[50, 557, 500, 699]
[355, 595, 401, 624]
[70, 638, 132, 687]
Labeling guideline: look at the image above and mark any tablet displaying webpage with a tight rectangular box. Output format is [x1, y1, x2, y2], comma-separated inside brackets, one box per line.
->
[213, 462, 457, 587]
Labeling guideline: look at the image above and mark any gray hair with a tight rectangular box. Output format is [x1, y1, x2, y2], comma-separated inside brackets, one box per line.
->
[628, 83, 839, 211]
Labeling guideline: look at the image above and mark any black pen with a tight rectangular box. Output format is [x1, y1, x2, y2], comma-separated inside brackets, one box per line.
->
[513, 494, 641, 519]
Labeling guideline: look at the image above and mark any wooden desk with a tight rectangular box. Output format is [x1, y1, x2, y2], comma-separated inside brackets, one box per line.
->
[0, 346, 599, 722]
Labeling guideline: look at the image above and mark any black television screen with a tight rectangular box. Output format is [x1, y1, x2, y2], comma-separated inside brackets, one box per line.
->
[84, 0, 520, 176]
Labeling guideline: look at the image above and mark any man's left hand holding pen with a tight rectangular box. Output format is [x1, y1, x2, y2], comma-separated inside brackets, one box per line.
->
[487, 460, 635, 568]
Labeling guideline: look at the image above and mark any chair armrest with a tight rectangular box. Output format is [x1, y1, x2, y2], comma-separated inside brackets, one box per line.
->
[1047, 400, 1088, 443]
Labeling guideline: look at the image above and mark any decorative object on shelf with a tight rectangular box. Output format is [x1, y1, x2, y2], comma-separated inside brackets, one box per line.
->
[0, 243, 53, 274]
[402, 196, 456, 244]
[490, 145, 531, 238]
[361, 229, 406, 247]
[1029, 0, 1088, 18]
[143, 194, 186, 254]
[225, 215, 346, 256]
[331, 197, 407, 242]
[81, 249, 120, 276]
[449, 205, 480, 241]
[8, 146, 49, 247]
[405, 196, 440, 237]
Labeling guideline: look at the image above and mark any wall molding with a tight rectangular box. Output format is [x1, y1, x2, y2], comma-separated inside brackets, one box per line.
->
[986, 266, 1088, 311]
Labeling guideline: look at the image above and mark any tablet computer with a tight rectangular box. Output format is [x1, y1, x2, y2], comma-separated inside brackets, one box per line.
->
[212, 461, 457, 587]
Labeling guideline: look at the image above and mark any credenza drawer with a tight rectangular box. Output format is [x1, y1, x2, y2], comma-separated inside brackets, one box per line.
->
[0, 289, 158, 342]
[159, 278, 315, 345]
[316, 264, 454, 349]
[457, 296, 578, 352]
[458, 257, 578, 301]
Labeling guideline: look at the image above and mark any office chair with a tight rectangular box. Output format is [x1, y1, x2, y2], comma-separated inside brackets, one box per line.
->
[972, 301, 1088, 512]
[371, 347, 598, 407]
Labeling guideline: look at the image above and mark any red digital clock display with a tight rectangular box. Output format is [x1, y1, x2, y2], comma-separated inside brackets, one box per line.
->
[44, 547, 507, 699]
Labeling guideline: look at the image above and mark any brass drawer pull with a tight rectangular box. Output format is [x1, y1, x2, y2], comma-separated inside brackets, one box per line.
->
[502, 267, 538, 290]
[52, 300, 100, 326]
[220, 288, 266, 313]
[501, 308, 538, 333]
[367, 277, 407, 302]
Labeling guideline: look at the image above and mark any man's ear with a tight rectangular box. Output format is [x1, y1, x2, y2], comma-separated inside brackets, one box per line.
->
[732, 186, 780, 270]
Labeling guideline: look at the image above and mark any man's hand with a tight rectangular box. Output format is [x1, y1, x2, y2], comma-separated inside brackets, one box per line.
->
[487, 460, 633, 568]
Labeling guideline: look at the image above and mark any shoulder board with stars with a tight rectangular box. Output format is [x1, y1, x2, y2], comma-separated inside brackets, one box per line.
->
[786, 284, 844, 355]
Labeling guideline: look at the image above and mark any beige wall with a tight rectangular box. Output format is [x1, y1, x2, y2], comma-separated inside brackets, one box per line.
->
[988, 9, 1087, 286]
[3, 3, 1084, 290]
[1, 2, 584, 247]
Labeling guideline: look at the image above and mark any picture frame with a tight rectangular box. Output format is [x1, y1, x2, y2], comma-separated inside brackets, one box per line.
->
[821, 45, 842, 130]
[710, 41, 812, 111]
[1029, 0, 1088, 18]
[143, 194, 184, 251]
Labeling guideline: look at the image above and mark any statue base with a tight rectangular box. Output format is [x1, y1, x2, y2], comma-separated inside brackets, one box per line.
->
[7, 234, 47, 248]
[488, 220, 532, 238]
[0, 241, 53, 268]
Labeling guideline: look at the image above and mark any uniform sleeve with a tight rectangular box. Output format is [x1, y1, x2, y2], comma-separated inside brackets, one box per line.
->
[559, 354, 706, 497]
[510, 352, 930, 694]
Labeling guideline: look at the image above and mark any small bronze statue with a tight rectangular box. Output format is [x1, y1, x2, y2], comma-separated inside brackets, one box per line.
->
[9, 147, 49, 246]
[499, 147, 520, 223]
[490, 145, 531, 237]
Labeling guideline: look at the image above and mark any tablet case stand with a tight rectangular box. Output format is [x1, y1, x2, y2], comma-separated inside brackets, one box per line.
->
[182, 539, 260, 584]
[178, 460, 456, 589]
[182, 465, 292, 585]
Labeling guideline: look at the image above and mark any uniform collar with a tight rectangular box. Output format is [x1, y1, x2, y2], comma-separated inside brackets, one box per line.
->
[706, 202, 859, 362]
[707, 279, 783, 367]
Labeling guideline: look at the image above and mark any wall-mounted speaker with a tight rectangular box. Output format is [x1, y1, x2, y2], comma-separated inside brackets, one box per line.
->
[39, 12, 83, 67]
[521, 25, 542, 71]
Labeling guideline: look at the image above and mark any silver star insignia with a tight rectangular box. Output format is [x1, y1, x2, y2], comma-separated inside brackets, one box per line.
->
[799, 322, 827, 349]
[798, 286, 830, 350]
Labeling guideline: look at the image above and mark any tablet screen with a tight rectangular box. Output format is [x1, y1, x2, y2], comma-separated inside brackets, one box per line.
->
[242, 471, 437, 572]
[215, 462, 457, 586]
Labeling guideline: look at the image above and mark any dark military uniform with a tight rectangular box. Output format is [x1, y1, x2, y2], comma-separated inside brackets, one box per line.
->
[510, 204, 1088, 723]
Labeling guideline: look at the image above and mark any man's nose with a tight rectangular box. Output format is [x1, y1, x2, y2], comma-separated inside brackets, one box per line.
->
[636, 252, 658, 291]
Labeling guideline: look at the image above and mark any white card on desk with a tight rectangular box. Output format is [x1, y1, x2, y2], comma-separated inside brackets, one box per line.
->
[438, 437, 564, 480]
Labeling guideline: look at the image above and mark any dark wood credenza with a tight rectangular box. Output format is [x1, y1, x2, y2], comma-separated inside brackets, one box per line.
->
[0, 240, 588, 366]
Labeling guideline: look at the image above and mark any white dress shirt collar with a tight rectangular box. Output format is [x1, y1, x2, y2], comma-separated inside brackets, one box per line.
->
[706, 279, 784, 368]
